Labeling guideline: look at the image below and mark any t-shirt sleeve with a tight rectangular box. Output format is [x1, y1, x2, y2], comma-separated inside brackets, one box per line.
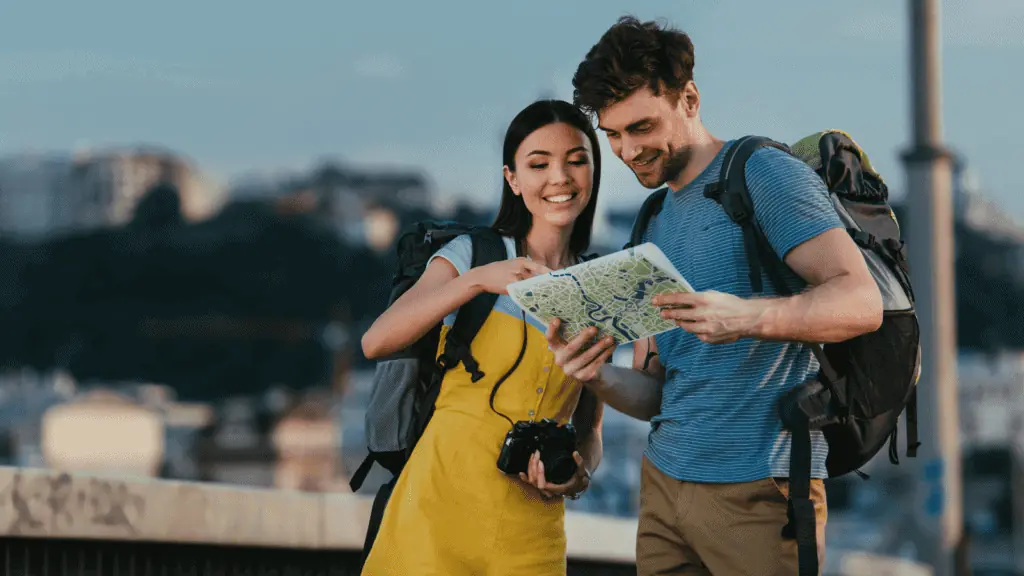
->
[426, 233, 474, 276]
[745, 146, 844, 260]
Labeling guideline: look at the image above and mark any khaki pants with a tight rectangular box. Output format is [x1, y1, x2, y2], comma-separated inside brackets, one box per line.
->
[636, 456, 828, 576]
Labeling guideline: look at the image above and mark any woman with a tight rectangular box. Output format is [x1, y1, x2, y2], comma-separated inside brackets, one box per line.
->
[359, 99, 606, 575]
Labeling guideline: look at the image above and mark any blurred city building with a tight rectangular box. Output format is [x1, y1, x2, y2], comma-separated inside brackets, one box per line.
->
[3, 140, 1024, 573]
[41, 388, 165, 477]
[0, 147, 226, 239]
[272, 390, 347, 492]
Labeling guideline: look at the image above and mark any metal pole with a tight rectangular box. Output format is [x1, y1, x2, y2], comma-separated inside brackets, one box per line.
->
[901, 0, 963, 575]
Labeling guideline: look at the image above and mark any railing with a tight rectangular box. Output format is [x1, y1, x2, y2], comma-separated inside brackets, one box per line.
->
[0, 466, 637, 575]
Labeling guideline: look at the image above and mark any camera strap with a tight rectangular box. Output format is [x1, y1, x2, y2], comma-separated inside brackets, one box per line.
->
[487, 237, 529, 427]
[488, 237, 583, 426]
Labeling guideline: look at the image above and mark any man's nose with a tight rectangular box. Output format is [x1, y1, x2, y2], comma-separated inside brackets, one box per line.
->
[620, 136, 641, 161]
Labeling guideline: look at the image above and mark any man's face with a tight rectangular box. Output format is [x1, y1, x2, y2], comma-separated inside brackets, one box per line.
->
[597, 84, 699, 189]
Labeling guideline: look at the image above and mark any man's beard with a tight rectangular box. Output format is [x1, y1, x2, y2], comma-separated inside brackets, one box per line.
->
[634, 146, 691, 189]
[657, 146, 691, 187]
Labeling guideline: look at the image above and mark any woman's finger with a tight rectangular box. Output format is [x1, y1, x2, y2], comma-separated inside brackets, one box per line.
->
[535, 454, 547, 490]
[532, 451, 545, 487]
[523, 260, 552, 275]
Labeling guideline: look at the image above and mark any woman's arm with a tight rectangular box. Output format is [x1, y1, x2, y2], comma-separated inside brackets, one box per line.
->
[361, 249, 550, 360]
[360, 257, 481, 359]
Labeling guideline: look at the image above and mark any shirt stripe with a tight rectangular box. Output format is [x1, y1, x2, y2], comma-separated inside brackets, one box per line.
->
[641, 140, 844, 483]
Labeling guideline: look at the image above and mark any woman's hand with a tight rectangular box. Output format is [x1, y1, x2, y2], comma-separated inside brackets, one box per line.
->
[467, 257, 551, 295]
[518, 451, 590, 500]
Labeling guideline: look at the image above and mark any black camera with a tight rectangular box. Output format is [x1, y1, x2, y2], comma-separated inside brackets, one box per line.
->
[497, 418, 579, 485]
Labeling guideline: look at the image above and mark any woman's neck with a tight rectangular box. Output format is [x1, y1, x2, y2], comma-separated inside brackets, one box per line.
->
[523, 224, 574, 270]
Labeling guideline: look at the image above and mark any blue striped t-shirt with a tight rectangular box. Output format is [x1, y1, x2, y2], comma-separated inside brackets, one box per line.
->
[640, 140, 843, 483]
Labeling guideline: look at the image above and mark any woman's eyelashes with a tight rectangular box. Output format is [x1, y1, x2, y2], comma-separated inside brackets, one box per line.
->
[528, 157, 589, 171]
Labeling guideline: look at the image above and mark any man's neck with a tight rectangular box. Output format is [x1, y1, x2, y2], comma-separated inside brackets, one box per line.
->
[667, 131, 724, 192]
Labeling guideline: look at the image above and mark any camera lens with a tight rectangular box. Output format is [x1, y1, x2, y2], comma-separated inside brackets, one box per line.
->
[542, 453, 577, 485]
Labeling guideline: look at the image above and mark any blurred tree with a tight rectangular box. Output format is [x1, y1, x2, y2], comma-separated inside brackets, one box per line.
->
[0, 182, 391, 400]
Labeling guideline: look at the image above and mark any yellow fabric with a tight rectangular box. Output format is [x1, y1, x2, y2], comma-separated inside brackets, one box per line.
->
[361, 308, 584, 576]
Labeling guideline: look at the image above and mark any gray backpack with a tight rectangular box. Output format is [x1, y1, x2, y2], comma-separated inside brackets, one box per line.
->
[349, 222, 507, 561]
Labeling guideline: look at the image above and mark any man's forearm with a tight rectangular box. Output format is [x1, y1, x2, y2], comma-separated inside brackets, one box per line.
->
[578, 428, 603, 474]
[752, 273, 883, 343]
[584, 364, 663, 421]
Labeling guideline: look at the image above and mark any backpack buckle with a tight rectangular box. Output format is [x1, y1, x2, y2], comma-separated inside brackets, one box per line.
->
[851, 229, 876, 248]
[436, 353, 454, 371]
[705, 182, 751, 224]
[439, 337, 485, 382]
[462, 354, 485, 382]
[703, 183, 721, 200]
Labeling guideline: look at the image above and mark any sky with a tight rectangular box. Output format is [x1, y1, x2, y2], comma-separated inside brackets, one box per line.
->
[1, 0, 1022, 223]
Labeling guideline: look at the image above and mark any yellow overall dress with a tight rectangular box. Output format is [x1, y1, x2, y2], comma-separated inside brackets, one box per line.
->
[361, 235, 585, 576]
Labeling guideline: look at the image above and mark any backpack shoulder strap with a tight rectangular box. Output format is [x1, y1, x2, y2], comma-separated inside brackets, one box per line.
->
[703, 136, 793, 295]
[708, 138, 841, 576]
[437, 227, 506, 382]
[708, 137, 843, 383]
[625, 187, 669, 249]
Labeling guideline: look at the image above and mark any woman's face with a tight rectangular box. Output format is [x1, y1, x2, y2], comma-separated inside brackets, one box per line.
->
[504, 122, 595, 231]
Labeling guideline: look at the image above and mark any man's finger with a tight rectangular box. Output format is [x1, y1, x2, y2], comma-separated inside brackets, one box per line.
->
[553, 328, 595, 367]
[584, 347, 617, 379]
[652, 291, 702, 308]
[546, 319, 566, 349]
[563, 326, 601, 357]
[564, 340, 615, 379]
[678, 321, 712, 335]
[564, 335, 614, 373]
[661, 307, 702, 323]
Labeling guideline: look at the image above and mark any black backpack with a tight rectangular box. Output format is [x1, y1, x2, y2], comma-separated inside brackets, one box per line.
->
[627, 132, 922, 576]
[349, 221, 507, 561]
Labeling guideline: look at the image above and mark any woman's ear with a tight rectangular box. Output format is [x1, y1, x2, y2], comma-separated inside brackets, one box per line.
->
[503, 165, 520, 196]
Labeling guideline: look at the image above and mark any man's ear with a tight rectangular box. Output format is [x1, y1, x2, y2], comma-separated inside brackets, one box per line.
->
[503, 165, 520, 195]
[681, 80, 700, 118]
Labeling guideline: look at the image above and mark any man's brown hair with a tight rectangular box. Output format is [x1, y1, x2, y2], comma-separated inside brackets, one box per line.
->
[572, 16, 696, 117]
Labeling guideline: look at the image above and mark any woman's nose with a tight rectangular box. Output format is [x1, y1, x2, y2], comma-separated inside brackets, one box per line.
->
[549, 163, 570, 185]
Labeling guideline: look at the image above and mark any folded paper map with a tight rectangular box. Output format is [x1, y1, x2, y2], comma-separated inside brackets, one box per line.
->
[507, 242, 694, 346]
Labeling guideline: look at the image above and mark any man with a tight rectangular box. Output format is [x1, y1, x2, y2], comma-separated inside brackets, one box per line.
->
[546, 16, 884, 576]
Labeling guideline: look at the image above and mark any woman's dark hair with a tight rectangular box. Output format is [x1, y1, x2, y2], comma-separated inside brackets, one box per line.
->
[490, 99, 602, 256]
[572, 16, 695, 117]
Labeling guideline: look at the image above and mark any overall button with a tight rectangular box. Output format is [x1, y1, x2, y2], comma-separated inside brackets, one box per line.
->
[542, 366, 550, 373]
[536, 387, 544, 394]
[528, 409, 535, 417]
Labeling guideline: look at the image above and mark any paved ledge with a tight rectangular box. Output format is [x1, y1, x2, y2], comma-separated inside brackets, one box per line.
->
[0, 466, 637, 563]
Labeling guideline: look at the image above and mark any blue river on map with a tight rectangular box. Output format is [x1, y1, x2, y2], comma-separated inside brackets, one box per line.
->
[545, 270, 676, 341]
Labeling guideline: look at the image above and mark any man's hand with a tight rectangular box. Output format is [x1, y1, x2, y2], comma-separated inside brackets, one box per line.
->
[653, 290, 766, 344]
[546, 319, 616, 383]
[519, 450, 590, 500]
